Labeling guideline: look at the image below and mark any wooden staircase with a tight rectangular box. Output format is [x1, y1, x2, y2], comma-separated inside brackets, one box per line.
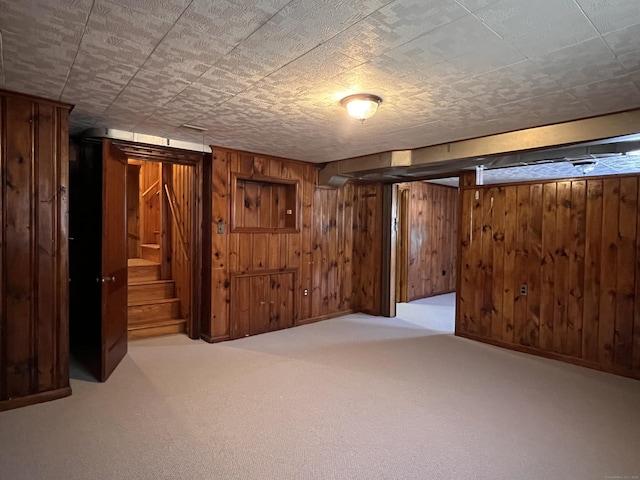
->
[128, 257, 186, 340]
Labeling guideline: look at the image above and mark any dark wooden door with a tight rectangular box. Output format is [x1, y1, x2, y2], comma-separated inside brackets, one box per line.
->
[100, 139, 128, 381]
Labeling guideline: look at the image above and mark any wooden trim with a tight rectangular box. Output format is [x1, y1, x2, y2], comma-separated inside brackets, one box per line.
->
[456, 331, 640, 381]
[230, 268, 298, 279]
[380, 184, 395, 317]
[455, 179, 464, 336]
[110, 140, 205, 165]
[460, 171, 640, 190]
[295, 310, 355, 326]
[141, 179, 160, 198]
[0, 89, 73, 111]
[201, 333, 230, 343]
[211, 145, 320, 168]
[198, 154, 212, 341]
[160, 164, 172, 280]
[0, 386, 72, 412]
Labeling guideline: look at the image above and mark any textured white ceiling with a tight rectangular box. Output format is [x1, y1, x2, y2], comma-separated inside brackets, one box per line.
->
[1, 0, 640, 162]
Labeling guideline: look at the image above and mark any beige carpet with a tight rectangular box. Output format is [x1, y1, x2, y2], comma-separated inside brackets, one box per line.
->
[1, 295, 640, 479]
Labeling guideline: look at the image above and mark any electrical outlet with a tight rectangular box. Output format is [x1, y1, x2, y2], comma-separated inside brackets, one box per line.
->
[217, 221, 224, 234]
[520, 284, 528, 295]
[303, 289, 309, 296]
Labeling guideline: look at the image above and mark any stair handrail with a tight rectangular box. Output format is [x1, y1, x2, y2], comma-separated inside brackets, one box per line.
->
[164, 183, 190, 263]
[142, 179, 160, 198]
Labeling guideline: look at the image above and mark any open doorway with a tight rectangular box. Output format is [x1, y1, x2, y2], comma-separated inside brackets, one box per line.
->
[126, 160, 194, 340]
[69, 138, 211, 381]
[391, 181, 458, 332]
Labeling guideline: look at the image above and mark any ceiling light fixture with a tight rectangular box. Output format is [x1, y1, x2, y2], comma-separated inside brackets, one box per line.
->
[341, 94, 382, 123]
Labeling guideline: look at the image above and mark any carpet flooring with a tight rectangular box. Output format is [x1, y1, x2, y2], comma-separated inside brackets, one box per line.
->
[1, 294, 640, 479]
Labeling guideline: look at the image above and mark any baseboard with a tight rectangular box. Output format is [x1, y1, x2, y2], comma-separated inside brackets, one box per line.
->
[296, 310, 354, 326]
[0, 386, 72, 412]
[407, 289, 455, 303]
[201, 333, 230, 343]
[455, 331, 640, 381]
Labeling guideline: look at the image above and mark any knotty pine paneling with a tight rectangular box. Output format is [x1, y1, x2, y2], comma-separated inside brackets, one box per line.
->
[0, 90, 72, 410]
[139, 161, 161, 245]
[170, 164, 193, 330]
[351, 183, 383, 316]
[457, 175, 640, 380]
[399, 182, 457, 301]
[209, 147, 360, 341]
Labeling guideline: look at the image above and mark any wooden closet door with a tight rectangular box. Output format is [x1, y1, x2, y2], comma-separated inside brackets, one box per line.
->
[100, 139, 128, 381]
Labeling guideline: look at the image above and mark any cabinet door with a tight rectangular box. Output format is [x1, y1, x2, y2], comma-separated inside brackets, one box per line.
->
[250, 274, 270, 335]
[232, 276, 251, 339]
[271, 273, 294, 330]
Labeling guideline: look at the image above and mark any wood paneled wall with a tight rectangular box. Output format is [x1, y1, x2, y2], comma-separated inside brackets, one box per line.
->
[169, 164, 193, 329]
[352, 183, 384, 316]
[399, 182, 457, 301]
[0, 90, 72, 410]
[140, 161, 161, 245]
[457, 175, 640, 380]
[207, 148, 375, 341]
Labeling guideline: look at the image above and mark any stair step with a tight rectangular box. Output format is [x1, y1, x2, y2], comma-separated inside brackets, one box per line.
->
[128, 280, 175, 302]
[128, 318, 186, 341]
[128, 298, 180, 323]
[141, 243, 161, 263]
[128, 259, 160, 282]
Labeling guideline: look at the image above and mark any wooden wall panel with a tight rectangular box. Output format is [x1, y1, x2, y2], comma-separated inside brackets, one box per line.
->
[209, 147, 357, 341]
[1, 90, 71, 411]
[140, 162, 161, 245]
[352, 183, 383, 316]
[399, 182, 457, 302]
[170, 164, 193, 330]
[456, 174, 640, 380]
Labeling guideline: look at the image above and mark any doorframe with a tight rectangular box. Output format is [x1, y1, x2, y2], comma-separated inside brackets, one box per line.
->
[111, 140, 212, 340]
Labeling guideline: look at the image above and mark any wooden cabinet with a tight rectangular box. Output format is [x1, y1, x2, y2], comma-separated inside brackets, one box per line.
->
[0, 89, 72, 411]
[231, 270, 296, 339]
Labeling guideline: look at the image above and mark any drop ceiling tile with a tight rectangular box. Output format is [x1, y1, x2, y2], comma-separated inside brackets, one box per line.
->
[182, 0, 291, 37]
[575, 0, 640, 34]
[197, 67, 257, 95]
[60, 62, 139, 111]
[107, 0, 191, 22]
[161, 84, 234, 116]
[367, 0, 469, 42]
[115, 69, 191, 107]
[0, 0, 92, 32]
[473, 0, 598, 57]
[616, 51, 640, 74]
[88, 0, 174, 47]
[390, 15, 522, 68]
[454, 0, 501, 11]
[603, 23, 640, 56]
[78, 28, 155, 67]
[445, 62, 561, 106]
[262, 43, 362, 92]
[329, 62, 427, 102]
[141, 25, 230, 82]
[535, 38, 626, 88]
[568, 76, 640, 114]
